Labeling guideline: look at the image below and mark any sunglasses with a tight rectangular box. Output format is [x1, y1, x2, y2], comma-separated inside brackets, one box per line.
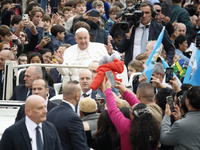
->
[156, 9, 161, 12]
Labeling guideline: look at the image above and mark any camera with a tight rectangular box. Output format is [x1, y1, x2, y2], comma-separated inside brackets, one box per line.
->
[116, 2, 143, 33]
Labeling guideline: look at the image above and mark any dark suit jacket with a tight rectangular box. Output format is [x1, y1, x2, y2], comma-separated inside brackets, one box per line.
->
[9, 84, 56, 101]
[118, 20, 175, 66]
[0, 118, 62, 150]
[15, 100, 57, 122]
[47, 102, 90, 150]
[0, 70, 3, 100]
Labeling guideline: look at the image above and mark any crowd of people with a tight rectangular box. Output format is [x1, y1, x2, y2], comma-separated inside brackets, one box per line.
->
[0, 0, 200, 149]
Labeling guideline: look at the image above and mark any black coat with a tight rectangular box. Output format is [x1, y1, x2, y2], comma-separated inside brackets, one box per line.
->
[0, 118, 63, 150]
[47, 102, 90, 150]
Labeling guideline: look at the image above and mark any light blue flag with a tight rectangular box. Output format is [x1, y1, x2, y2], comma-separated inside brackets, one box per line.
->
[183, 47, 197, 84]
[183, 47, 200, 86]
[143, 26, 165, 82]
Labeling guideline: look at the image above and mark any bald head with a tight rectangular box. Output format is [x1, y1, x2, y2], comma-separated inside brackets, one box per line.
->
[177, 23, 186, 36]
[24, 66, 43, 89]
[25, 95, 47, 124]
[88, 61, 99, 78]
[0, 50, 15, 70]
[63, 81, 81, 105]
[137, 82, 154, 103]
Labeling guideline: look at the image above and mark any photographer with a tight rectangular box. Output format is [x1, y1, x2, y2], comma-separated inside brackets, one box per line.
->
[117, 1, 175, 67]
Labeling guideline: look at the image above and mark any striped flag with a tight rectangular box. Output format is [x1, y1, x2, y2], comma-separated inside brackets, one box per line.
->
[143, 26, 165, 82]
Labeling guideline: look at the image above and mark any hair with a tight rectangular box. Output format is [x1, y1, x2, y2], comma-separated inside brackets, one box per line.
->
[120, 107, 130, 119]
[128, 60, 144, 72]
[73, 21, 90, 33]
[135, 53, 148, 61]
[51, 25, 65, 36]
[113, 1, 125, 9]
[65, 0, 74, 7]
[30, 7, 44, 20]
[58, 10, 65, 17]
[171, 0, 182, 4]
[0, 41, 9, 51]
[126, 0, 135, 5]
[92, 0, 104, 8]
[11, 15, 22, 26]
[62, 6, 73, 13]
[58, 0, 66, 11]
[34, 78, 49, 88]
[153, 2, 161, 6]
[63, 80, 80, 98]
[42, 14, 51, 22]
[59, 43, 71, 49]
[155, 88, 174, 111]
[109, 6, 120, 14]
[20, 30, 28, 42]
[130, 103, 160, 150]
[74, 0, 86, 8]
[24, 2, 40, 14]
[181, 83, 192, 92]
[140, 1, 154, 15]
[1, 0, 12, 12]
[18, 53, 27, 64]
[153, 62, 165, 77]
[31, 65, 43, 77]
[38, 48, 52, 56]
[137, 82, 154, 102]
[28, 52, 44, 63]
[94, 110, 120, 150]
[180, 91, 188, 114]
[186, 86, 200, 109]
[174, 35, 187, 49]
[0, 25, 12, 37]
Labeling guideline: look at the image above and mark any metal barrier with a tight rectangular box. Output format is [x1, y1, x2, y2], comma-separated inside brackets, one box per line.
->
[3, 61, 88, 100]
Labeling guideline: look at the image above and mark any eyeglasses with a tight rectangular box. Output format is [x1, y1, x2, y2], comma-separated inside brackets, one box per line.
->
[111, 13, 118, 16]
[156, 9, 161, 12]
[20, 34, 25, 37]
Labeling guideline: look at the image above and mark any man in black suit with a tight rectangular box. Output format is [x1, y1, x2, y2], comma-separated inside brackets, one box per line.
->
[15, 78, 57, 122]
[47, 81, 90, 150]
[0, 95, 62, 150]
[10, 65, 55, 100]
[0, 50, 15, 100]
[117, 1, 175, 66]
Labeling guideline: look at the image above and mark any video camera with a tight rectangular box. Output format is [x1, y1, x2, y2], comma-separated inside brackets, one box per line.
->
[116, 2, 143, 33]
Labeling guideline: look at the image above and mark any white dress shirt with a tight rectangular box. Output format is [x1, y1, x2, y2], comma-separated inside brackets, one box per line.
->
[25, 116, 43, 150]
[133, 23, 150, 60]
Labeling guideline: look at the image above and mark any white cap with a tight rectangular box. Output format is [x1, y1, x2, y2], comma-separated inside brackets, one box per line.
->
[75, 27, 89, 35]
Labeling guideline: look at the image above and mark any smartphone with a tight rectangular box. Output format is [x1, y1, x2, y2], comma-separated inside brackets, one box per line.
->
[196, 33, 200, 47]
[106, 71, 116, 87]
[43, 31, 50, 38]
[12, 39, 18, 47]
[22, 14, 29, 21]
[166, 96, 174, 111]
[53, 7, 58, 14]
[166, 67, 173, 83]
[51, 55, 57, 62]
[96, 98, 105, 113]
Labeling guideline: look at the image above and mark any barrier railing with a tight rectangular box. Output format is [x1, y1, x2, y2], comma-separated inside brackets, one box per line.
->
[2, 61, 88, 100]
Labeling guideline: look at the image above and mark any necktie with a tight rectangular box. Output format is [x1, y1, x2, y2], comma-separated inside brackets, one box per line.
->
[141, 26, 148, 53]
[36, 126, 43, 150]
[27, 89, 32, 98]
[82, 93, 90, 98]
